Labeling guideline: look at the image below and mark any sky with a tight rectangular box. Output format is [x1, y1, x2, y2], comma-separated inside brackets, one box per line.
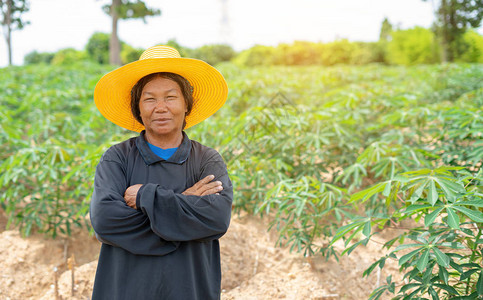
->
[1, 0, 482, 67]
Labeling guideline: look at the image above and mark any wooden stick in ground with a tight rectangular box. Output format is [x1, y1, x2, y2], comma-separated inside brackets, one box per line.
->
[53, 266, 59, 300]
[67, 254, 76, 296]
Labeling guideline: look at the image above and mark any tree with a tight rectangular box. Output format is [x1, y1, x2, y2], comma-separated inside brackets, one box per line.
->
[424, 0, 483, 62]
[375, 17, 394, 64]
[103, 0, 160, 65]
[379, 17, 393, 41]
[0, 0, 29, 66]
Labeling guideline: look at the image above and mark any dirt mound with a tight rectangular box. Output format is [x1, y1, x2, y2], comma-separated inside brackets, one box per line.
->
[0, 227, 100, 300]
[0, 211, 399, 299]
[220, 214, 399, 299]
[39, 261, 98, 300]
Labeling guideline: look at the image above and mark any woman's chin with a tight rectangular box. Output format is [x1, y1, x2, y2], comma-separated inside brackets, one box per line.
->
[147, 126, 182, 138]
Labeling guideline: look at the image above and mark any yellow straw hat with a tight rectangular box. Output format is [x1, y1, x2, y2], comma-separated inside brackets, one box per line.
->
[94, 45, 228, 132]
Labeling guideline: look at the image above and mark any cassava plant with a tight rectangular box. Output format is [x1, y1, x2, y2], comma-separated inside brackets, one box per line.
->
[332, 166, 482, 299]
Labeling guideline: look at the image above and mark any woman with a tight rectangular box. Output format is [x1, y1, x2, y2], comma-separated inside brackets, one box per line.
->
[90, 45, 233, 300]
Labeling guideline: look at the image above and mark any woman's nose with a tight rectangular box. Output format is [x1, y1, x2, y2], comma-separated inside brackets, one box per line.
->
[154, 99, 168, 112]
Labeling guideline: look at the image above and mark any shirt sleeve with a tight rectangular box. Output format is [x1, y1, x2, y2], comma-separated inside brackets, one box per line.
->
[136, 150, 233, 242]
[89, 155, 179, 256]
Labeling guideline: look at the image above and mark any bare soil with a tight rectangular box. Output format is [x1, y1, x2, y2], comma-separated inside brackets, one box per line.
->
[0, 210, 400, 299]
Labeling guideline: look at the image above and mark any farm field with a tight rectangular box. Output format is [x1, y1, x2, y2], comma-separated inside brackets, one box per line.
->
[0, 62, 482, 299]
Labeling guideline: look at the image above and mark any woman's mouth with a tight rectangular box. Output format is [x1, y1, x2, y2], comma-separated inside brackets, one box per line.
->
[153, 118, 171, 123]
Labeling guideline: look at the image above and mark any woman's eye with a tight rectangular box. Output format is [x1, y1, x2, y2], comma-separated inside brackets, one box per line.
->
[143, 98, 155, 102]
[166, 96, 177, 101]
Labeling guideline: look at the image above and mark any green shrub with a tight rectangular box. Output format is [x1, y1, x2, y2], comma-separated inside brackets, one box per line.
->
[388, 26, 441, 65]
[51, 48, 88, 65]
[271, 41, 324, 65]
[456, 30, 483, 63]
[233, 40, 386, 66]
[233, 45, 276, 66]
[86, 31, 143, 65]
[191, 44, 236, 66]
[86, 32, 110, 64]
[163, 39, 194, 58]
[320, 39, 361, 65]
[24, 51, 55, 65]
[121, 44, 144, 64]
[354, 41, 388, 64]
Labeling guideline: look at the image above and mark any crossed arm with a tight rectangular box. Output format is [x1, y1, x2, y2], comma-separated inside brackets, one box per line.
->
[123, 174, 223, 209]
[89, 155, 233, 255]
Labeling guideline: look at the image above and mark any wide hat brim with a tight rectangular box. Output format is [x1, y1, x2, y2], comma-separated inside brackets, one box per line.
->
[94, 56, 228, 132]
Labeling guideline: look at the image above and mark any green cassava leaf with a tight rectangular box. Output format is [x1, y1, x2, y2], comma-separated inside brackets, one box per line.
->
[350, 181, 388, 203]
[330, 219, 367, 245]
[342, 238, 369, 256]
[438, 265, 449, 284]
[363, 221, 371, 237]
[395, 243, 424, 252]
[399, 283, 421, 293]
[417, 249, 430, 271]
[405, 204, 434, 213]
[460, 268, 479, 281]
[399, 248, 423, 266]
[446, 207, 460, 229]
[433, 283, 459, 295]
[424, 207, 444, 227]
[432, 247, 449, 267]
[410, 179, 429, 202]
[368, 285, 389, 300]
[428, 286, 439, 300]
[478, 271, 483, 297]
[456, 199, 483, 207]
[434, 177, 465, 200]
[382, 180, 392, 197]
[428, 179, 438, 206]
[452, 206, 483, 223]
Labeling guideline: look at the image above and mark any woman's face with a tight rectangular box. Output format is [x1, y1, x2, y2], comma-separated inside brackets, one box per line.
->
[139, 77, 187, 138]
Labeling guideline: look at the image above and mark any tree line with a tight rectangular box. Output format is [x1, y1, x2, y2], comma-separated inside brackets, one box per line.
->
[23, 25, 483, 67]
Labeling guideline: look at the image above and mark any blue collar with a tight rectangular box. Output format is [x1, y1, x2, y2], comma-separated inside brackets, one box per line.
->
[136, 130, 191, 165]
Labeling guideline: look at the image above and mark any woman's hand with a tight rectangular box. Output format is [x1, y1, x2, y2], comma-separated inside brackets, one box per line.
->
[124, 176, 222, 209]
[124, 184, 143, 209]
[182, 175, 223, 196]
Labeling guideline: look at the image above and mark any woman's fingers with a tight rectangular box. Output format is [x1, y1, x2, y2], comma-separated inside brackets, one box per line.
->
[182, 175, 222, 196]
[193, 175, 217, 191]
[199, 175, 215, 185]
[197, 180, 222, 194]
[200, 184, 223, 196]
[190, 175, 214, 189]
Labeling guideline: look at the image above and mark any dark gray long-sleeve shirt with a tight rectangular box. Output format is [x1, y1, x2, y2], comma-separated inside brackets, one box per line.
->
[89, 131, 233, 300]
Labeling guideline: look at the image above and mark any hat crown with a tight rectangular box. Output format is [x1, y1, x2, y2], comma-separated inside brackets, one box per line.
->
[139, 45, 181, 60]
